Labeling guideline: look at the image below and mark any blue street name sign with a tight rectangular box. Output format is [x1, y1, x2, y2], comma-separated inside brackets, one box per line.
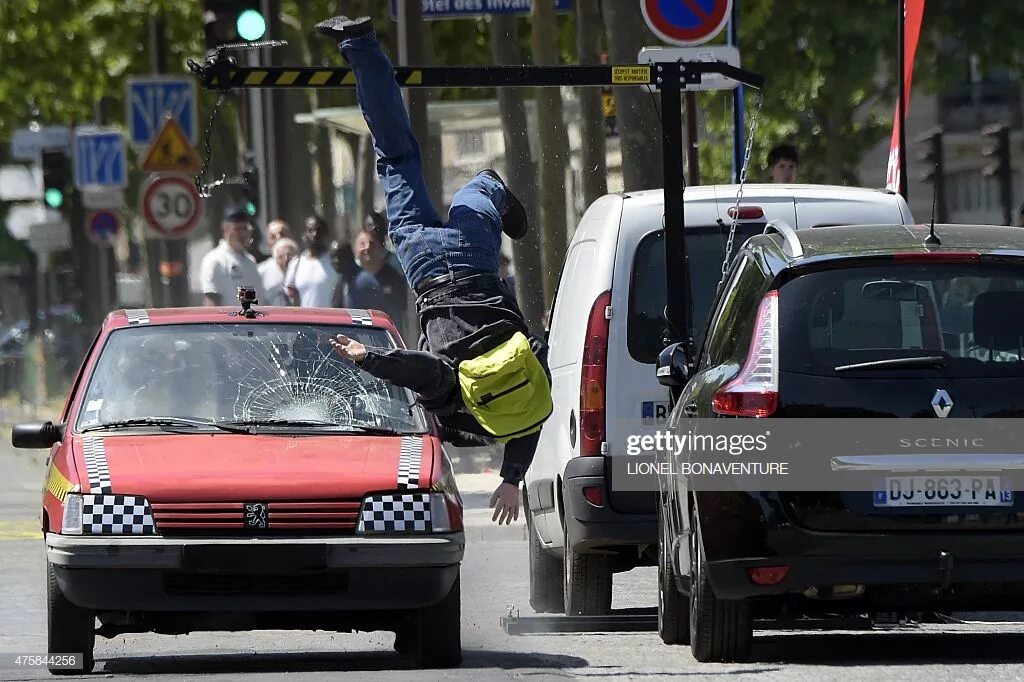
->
[391, 0, 572, 21]
[73, 128, 127, 190]
[127, 76, 197, 148]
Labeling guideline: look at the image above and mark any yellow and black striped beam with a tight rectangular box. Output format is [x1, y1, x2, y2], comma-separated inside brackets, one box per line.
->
[198, 63, 764, 91]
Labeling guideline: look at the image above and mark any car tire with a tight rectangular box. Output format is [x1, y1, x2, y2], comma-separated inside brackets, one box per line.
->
[563, 526, 612, 616]
[688, 514, 753, 662]
[412, 572, 462, 669]
[526, 500, 563, 613]
[47, 561, 95, 675]
[658, 507, 690, 645]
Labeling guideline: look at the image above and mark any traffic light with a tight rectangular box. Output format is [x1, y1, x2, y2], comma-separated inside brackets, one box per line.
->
[41, 150, 69, 211]
[916, 126, 946, 223]
[203, 0, 266, 50]
[242, 164, 259, 218]
[982, 123, 1013, 225]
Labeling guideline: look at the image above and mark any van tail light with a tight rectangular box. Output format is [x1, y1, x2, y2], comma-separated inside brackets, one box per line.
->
[713, 290, 779, 417]
[580, 290, 612, 456]
[727, 206, 766, 221]
[748, 565, 790, 585]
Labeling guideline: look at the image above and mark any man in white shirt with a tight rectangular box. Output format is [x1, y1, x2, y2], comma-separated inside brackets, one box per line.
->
[199, 207, 265, 306]
[262, 237, 298, 306]
[285, 215, 339, 308]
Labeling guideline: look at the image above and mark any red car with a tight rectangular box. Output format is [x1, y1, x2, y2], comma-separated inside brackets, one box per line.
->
[15, 302, 465, 675]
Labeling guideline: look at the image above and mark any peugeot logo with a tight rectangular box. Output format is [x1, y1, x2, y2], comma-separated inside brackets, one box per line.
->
[244, 502, 268, 529]
[931, 389, 953, 418]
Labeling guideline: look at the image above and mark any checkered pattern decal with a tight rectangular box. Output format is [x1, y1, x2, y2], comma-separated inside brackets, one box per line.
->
[397, 436, 423, 489]
[82, 494, 155, 534]
[125, 309, 150, 325]
[348, 309, 374, 326]
[358, 493, 432, 533]
[81, 437, 112, 494]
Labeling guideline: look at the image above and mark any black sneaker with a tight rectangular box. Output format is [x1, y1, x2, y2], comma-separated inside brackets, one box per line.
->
[315, 15, 374, 42]
[478, 169, 528, 240]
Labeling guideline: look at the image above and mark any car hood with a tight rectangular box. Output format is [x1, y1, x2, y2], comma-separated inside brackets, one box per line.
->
[71, 432, 434, 501]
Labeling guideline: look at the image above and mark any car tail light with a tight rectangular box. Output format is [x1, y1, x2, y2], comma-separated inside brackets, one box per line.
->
[748, 565, 790, 585]
[582, 486, 603, 507]
[713, 290, 779, 417]
[580, 290, 612, 456]
[727, 206, 765, 221]
[893, 252, 980, 262]
[61, 493, 83, 535]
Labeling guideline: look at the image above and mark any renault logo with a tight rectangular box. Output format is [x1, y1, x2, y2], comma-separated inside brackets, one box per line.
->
[932, 389, 953, 418]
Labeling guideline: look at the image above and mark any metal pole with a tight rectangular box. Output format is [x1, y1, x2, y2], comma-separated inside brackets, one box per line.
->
[685, 91, 700, 185]
[897, 0, 908, 200]
[659, 63, 691, 355]
[729, 0, 744, 183]
[262, 0, 279, 223]
[248, 50, 270, 238]
[148, 11, 169, 307]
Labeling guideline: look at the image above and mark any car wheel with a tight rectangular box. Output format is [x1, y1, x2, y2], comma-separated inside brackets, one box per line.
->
[526, 499, 563, 613]
[563, 526, 612, 616]
[47, 561, 95, 675]
[412, 572, 462, 668]
[658, 506, 690, 645]
[688, 513, 752, 662]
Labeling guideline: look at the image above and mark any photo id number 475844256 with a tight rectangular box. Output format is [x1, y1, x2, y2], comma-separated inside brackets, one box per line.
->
[12, 654, 82, 669]
[874, 476, 1014, 507]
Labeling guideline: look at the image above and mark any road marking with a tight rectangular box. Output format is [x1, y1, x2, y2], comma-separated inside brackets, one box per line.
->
[0, 520, 40, 540]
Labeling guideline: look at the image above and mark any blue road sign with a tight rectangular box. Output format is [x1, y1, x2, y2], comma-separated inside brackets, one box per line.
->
[87, 209, 122, 245]
[641, 0, 732, 46]
[127, 76, 197, 148]
[391, 0, 572, 21]
[73, 128, 127, 190]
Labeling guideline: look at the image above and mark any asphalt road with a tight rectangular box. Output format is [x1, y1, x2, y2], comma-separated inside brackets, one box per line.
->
[6, 445, 1024, 680]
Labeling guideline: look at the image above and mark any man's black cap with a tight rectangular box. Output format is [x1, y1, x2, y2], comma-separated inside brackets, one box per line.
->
[222, 206, 251, 222]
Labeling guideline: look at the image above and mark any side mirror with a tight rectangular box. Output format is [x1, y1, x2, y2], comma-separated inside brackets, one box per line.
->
[12, 421, 64, 449]
[656, 342, 691, 388]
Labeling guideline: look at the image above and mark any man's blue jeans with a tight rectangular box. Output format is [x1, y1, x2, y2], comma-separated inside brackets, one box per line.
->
[341, 31, 506, 291]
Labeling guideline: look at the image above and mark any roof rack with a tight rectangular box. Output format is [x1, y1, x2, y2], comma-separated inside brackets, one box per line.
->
[764, 219, 804, 258]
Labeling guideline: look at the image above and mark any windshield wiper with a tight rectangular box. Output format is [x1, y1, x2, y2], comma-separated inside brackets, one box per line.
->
[220, 419, 404, 435]
[81, 417, 252, 434]
[835, 356, 946, 372]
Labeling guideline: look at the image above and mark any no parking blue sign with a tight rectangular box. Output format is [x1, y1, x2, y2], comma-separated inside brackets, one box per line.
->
[641, 0, 733, 46]
[87, 209, 122, 246]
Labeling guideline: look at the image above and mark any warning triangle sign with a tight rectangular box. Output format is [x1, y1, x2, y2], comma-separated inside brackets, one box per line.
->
[140, 117, 201, 174]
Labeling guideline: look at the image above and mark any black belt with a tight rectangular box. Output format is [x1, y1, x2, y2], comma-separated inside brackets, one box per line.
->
[414, 268, 496, 296]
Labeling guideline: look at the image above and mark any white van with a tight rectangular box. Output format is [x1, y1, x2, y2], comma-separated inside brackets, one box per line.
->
[524, 184, 915, 615]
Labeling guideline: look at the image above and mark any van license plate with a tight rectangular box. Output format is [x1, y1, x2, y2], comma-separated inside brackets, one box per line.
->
[874, 476, 1013, 507]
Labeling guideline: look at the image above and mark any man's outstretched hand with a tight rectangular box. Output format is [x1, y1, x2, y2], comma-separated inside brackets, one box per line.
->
[330, 334, 367, 364]
[490, 481, 520, 525]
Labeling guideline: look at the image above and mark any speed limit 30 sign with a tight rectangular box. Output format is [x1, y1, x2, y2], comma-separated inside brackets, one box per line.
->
[139, 173, 203, 239]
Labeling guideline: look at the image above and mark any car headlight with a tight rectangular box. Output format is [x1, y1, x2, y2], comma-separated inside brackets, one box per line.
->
[357, 492, 455, 534]
[61, 493, 156, 535]
[61, 493, 83, 535]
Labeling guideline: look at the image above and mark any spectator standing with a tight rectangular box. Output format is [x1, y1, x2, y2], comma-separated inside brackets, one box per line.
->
[199, 207, 265, 306]
[262, 238, 299, 306]
[285, 215, 339, 308]
[346, 228, 409, 329]
[258, 219, 294, 304]
[767, 143, 799, 183]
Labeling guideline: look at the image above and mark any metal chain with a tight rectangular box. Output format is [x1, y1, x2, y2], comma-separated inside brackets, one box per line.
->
[195, 92, 227, 198]
[719, 89, 765, 287]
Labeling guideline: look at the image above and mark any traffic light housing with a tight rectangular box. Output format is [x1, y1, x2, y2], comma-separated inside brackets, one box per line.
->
[203, 0, 266, 50]
[982, 123, 1013, 225]
[242, 165, 259, 218]
[41, 150, 69, 211]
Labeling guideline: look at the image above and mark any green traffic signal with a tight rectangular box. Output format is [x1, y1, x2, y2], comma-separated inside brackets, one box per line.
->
[236, 9, 266, 41]
[44, 188, 64, 209]
[245, 201, 257, 216]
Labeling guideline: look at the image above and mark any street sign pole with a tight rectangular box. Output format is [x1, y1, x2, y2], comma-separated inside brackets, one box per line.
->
[729, 0, 745, 183]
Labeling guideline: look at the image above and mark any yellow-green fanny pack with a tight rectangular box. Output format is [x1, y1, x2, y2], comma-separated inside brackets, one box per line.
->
[457, 331, 552, 443]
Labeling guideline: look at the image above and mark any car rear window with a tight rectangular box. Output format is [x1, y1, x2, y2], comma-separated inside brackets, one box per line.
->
[75, 323, 428, 433]
[629, 225, 764, 363]
[779, 263, 1024, 377]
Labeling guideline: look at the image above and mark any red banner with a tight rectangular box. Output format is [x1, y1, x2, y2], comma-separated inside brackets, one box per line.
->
[885, 0, 927, 193]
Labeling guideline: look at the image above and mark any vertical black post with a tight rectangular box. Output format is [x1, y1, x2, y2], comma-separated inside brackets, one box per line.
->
[659, 62, 691, 355]
[729, 0, 744, 183]
[897, 0, 908, 200]
[685, 91, 700, 186]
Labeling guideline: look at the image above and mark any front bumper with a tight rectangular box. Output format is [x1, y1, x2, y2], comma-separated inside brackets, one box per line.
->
[562, 457, 656, 553]
[47, 532, 464, 611]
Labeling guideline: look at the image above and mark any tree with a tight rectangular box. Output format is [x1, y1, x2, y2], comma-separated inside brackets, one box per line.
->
[575, 0, 608, 210]
[600, 0, 662, 192]
[490, 15, 545, 333]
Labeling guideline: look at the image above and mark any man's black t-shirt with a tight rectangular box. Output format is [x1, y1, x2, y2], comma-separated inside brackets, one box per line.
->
[346, 262, 409, 323]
